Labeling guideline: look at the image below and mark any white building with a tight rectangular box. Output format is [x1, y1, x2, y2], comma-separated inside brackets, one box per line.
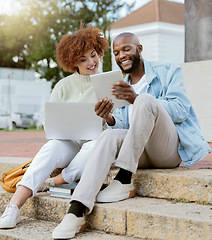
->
[0, 67, 52, 116]
[109, 0, 184, 70]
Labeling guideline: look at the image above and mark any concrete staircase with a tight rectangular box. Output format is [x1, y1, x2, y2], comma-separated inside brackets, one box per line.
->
[0, 157, 211, 240]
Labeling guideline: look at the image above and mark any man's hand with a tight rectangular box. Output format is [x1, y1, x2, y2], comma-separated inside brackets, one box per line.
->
[95, 98, 115, 126]
[111, 81, 138, 104]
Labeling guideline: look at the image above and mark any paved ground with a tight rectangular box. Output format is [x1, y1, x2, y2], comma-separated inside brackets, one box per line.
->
[0, 130, 211, 169]
[0, 131, 47, 158]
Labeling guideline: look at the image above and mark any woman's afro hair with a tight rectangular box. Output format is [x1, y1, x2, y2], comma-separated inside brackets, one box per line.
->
[56, 25, 109, 73]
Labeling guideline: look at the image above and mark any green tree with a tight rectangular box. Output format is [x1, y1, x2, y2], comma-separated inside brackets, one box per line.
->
[103, 28, 112, 72]
[14, 0, 80, 84]
[0, 0, 134, 86]
[0, 13, 30, 68]
[72, 0, 135, 72]
[0, 0, 83, 86]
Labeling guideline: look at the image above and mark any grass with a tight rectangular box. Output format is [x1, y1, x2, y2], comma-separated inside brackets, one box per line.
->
[195, 201, 209, 205]
[171, 198, 210, 205]
[171, 198, 190, 204]
[0, 124, 44, 132]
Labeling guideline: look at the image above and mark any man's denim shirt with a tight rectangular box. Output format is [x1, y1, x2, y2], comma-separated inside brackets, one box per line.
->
[109, 60, 211, 165]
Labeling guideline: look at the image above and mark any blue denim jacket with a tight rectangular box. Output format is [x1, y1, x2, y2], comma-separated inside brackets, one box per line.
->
[109, 60, 211, 165]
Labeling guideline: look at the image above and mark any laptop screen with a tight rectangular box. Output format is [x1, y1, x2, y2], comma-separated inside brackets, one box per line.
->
[45, 102, 102, 140]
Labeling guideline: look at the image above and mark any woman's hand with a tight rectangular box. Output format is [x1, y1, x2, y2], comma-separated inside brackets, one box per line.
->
[95, 98, 115, 126]
[111, 81, 138, 104]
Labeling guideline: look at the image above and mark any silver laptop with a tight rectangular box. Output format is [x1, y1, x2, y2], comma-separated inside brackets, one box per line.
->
[45, 102, 102, 140]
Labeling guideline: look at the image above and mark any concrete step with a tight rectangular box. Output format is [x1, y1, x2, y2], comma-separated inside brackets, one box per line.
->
[0, 186, 212, 240]
[0, 217, 138, 240]
[133, 168, 212, 204]
[1, 157, 212, 203]
[0, 216, 56, 240]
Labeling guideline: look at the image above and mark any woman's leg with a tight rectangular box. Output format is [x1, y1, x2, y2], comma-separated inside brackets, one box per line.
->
[10, 186, 32, 209]
[49, 140, 96, 186]
[0, 139, 83, 229]
[11, 139, 82, 207]
[53, 173, 67, 185]
[61, 140, 97, 183]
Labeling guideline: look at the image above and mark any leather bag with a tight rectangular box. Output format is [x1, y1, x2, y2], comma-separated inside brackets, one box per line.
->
[1, 159, 33, 193]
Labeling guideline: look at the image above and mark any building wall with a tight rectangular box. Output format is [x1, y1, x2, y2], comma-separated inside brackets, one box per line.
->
[0, 67, 35, 81]
[109, 22, 185, 70]
[0, 68, 52, 116]
[185, 0, 212, 62]
[180, 60, 212, 142]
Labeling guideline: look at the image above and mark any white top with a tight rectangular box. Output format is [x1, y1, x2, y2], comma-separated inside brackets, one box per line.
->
[128, 74, 149, 124]
[49, 72, 97, 103]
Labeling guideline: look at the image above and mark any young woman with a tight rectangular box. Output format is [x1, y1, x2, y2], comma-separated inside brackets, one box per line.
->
[0, 25, 110, 229]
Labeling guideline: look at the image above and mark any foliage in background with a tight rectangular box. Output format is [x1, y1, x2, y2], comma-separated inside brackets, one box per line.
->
[103, 28, 112, 72]
[0, 0, 134, 87]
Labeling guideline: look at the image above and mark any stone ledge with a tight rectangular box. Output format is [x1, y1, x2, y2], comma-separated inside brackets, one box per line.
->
[0, 217, 143, 240]
[0, 217, 56, 240]
[87, 197, 212, 240]
[0, 157, 212, 204]
[0, 187, 212, 240]
[133, 168, 212, 204]
[107, 167, 212, 203]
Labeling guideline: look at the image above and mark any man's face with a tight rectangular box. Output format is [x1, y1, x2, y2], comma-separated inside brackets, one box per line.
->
[113, 36, 141, 74]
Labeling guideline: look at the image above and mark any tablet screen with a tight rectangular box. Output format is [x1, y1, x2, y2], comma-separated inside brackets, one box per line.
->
[90, 70, 130, 108]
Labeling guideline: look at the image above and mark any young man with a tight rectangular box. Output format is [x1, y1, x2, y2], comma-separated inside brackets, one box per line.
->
[52, 32, 211, 239]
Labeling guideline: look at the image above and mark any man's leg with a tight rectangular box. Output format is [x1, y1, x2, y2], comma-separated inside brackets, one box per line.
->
[70, 129, 127, 214]
[115, 94, 181, 172]
[97, 94, 181, 203]
[52, 129, 127, 239]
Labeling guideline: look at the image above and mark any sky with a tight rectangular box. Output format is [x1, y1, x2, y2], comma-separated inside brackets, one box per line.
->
[0, 0, 19, 15]
[0, 0, 184, 16]
[127, 0, 184, 9]
[120, 0, 184, 17]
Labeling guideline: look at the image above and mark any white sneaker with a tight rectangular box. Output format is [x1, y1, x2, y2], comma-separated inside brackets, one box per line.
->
[0, 203, 21, 229]
[38, 177, 55, 192]
[52, 213, 86, 239]
[96, 180, 136, 203]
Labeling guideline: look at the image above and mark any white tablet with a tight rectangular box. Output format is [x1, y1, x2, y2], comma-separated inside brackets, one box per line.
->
[90, 70, 130, 108]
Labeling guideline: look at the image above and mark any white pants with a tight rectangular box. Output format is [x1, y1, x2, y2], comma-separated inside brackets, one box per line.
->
[71, 94, 182, 214]
[17, 139, 96, 196]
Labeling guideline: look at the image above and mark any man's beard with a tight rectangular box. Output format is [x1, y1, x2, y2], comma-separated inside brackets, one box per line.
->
[117, 49, 140, 74]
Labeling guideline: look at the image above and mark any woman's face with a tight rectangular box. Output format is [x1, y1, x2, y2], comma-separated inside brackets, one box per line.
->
[76, 49, 100, 75]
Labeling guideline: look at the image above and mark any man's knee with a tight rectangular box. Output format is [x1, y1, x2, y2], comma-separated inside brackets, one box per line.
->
[134, 93, 159, 115]
[135, 93, 156, 106]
